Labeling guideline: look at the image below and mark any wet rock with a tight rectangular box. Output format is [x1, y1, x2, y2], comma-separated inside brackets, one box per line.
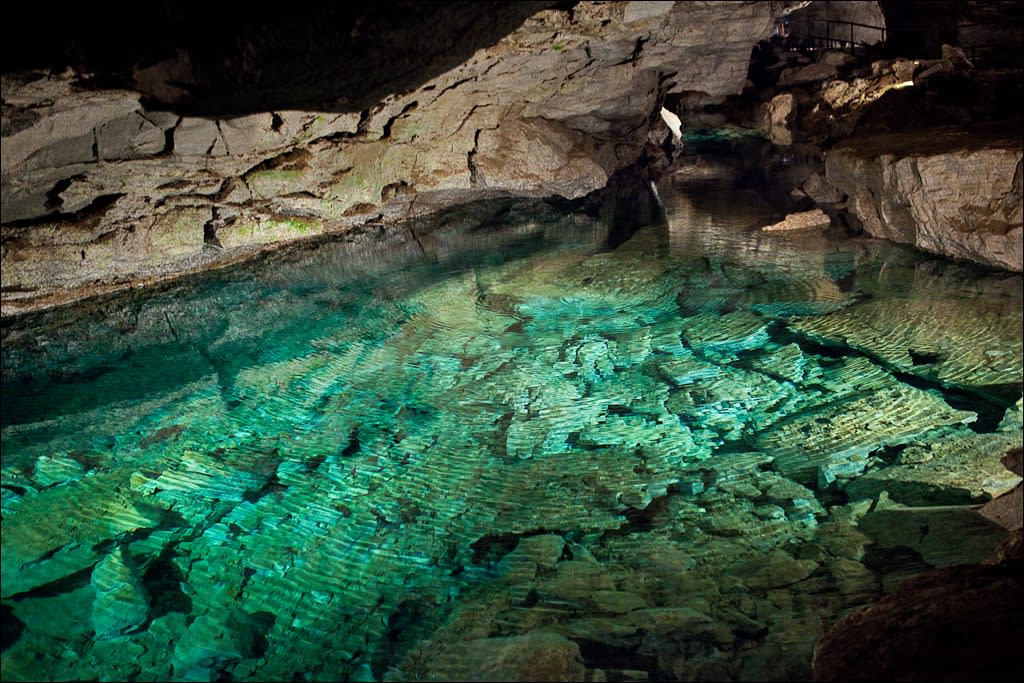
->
[171, 609, 259, 681]
[539, 560, 615, 600]
[91, 547, 149, 640]
[514, 534, 566, 570]
[977, 447, 1023, 532]
[10, 585, 95, 641]
[758, 93, 796, 145]
[824, 128, 1023, 271]
[812, 560, 1023, 682]
[31, 453, 86, 487]
[423, 631, 585, 682]
[1, 476, 164, 598]
[827, 557, 879, 606]
[842, 429, 1022, 507]
[591, 590, 648, 614]
[732, 549, 819, 590]
[762, 208, 831, 232]
[857, 503, 1009, 570]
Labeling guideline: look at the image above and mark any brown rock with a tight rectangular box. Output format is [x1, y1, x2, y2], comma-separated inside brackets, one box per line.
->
[825, 127, 1023, 271]
[812, 561, 1023, 681]
[425, 631, 585, 682]
[762, 208, 831, 232]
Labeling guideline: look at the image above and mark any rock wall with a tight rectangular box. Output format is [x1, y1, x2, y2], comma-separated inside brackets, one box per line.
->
[823, 126, 1023, 272]
[1, 1, 778, 314]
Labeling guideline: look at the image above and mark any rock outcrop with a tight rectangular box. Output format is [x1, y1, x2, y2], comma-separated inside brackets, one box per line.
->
[823, 125, 1023, 271]
[1, 1, 778, 315]
[811, 530, 1023, 682]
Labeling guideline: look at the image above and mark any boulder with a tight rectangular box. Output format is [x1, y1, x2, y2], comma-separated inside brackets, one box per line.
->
[91, 547, 149, 640]
[758, 92, 797, 145]
[824, 127, 1023, 271]
[778, 62, 838, 87]
[812, 559, 1023, 681]
[762, 208, 831, 232]
[473, 117, 612, 199]
[171, 609, 259, 681]
[423, 631, 585, 682]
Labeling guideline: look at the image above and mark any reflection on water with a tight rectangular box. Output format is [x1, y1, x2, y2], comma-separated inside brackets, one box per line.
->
[1, 172, 1021, 682]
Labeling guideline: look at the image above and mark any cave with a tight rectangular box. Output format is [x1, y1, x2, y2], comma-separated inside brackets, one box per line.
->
[1, 2, 1021, 681]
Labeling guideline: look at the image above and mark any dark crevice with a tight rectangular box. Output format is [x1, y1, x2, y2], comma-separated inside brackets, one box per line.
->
[163, 118, 179, 155]
[6, 565, 94, 601]
[381, 100, 418, 140]
[892, 369, 1011, 433]
[142, 550, 193, 619]
[241, 148, 312, 178]
[43, 174, 84, 211]
[469, 528, 561, 566]
[341, 426, 361, 457]
[437, 76, 476, 97]
[355, 108, 373, 136]
[468, 129, 483, 186]
[0, 604, 26, 653]
[203, 211, 222, 249]
[204, 133, 219, 156]
[270, 112, 284, 131]
[576, 640, 656, 674]
[241, 473, 288, 503]
[603, 494, 673, 538]
[909, 348, 941, 365]
[775, 323, 1015, 432]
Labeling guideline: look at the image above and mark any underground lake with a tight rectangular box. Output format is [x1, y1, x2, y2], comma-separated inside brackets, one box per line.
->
[1, 152, 1022, 682]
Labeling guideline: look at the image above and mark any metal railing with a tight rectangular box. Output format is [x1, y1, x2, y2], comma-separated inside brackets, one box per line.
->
[804, 19, 887, 54]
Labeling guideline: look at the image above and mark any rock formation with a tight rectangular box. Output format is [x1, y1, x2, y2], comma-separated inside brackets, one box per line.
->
[2, 1, 778, 314]
[823, 125, 1023, 271]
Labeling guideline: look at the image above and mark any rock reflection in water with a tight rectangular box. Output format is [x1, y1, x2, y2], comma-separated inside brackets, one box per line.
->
[1, 175, 1021, 682]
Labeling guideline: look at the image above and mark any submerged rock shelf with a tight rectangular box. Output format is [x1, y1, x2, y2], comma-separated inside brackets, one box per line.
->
[1, 176, 1021, 682]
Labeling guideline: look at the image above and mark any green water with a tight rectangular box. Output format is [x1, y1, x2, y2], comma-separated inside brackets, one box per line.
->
[1, 172, 1021, 681]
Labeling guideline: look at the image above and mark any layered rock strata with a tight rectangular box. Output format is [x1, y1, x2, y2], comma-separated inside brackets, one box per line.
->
[823, 125, 1023, 272]
[1, 1, 777, 314]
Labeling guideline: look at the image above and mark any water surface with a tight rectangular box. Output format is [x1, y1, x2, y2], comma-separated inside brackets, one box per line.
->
[2, 167, 1021, 681]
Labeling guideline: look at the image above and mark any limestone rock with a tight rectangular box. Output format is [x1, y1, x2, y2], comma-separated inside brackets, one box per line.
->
[591, 590, 648, 614]
[778, 62, 838, 87]
[856, 504, 1009, 570]
[978, 447, 1024, 531]
[539, 560, 615, 600]
[800, 170, 842, 204]
[514, 534, 566, 570]
[758, 92, 796, 145]
[812, 561, 1023, 681]
[731, 549, 819, 590]
[842, 430, 1022, 507]
[762, 208, 831, 232]
[824, 128, 1023, 271]
[473, 117, 612, 199]
[91, 547, 149, 640]
[423, 631, 585, 682]
[171, 609, 259, 681]
[2, 1, 778, 313]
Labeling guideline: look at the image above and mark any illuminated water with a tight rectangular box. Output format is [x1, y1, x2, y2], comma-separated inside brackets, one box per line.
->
[2, 166, 1021, 681]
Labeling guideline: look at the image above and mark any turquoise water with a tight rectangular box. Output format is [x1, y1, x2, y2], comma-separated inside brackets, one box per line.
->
[2, 170, 1022, 681]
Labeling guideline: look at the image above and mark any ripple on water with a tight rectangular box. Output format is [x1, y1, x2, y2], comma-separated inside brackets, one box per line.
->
[1, 178, 1021, 682]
